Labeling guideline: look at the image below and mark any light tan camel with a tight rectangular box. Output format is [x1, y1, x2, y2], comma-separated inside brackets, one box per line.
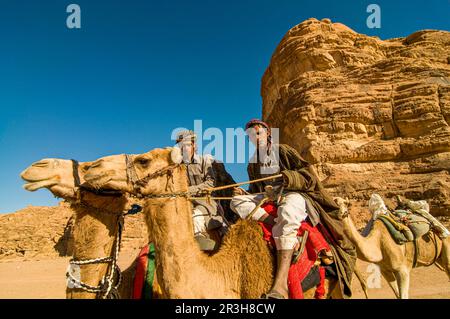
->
[335, 197, 450, 299]
[21, 158, 137, 299]
[83, 147, 340, 299]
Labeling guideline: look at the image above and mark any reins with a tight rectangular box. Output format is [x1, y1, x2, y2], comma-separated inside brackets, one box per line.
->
[124, 154, 283, 201]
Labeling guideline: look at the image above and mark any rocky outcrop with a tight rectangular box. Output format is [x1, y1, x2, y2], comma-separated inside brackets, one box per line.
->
[262, 18, 450, 220]
[0, 202, 148, 260]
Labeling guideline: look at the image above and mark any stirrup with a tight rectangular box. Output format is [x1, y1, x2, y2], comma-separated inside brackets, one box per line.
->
[195, 235, 217, 251]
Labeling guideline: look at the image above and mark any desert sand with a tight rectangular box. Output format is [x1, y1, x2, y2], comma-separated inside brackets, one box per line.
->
[0, 253, 448, 299]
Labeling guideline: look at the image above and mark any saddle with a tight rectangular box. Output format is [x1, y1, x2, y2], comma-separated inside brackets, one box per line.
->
[373, 209, 439, 268]
[258, 202, 335, 299]
[375, 210, 431, 245]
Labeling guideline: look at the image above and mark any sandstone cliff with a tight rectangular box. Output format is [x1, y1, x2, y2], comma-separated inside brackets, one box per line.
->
[262, 18, 450, 219]
[0, 202, 148, 260]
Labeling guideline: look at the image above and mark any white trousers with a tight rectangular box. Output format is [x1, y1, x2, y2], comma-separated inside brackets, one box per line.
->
[192, 207, 208, 236]
[230, 192, 308, 250]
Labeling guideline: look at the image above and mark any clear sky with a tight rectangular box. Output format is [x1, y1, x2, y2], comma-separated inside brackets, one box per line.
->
[0, 0, 449, 213]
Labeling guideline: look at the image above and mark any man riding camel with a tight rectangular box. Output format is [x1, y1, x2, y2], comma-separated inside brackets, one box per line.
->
[175, 130, 235, 251]
[231, 119, 357, 299]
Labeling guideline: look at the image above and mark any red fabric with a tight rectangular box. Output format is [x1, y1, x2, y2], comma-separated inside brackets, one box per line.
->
[132, 244, 150, 299]
[315, 266, 326, 299]
[258, 202, 331, 299]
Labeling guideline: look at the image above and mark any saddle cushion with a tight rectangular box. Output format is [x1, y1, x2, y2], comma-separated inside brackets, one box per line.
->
[376, 210, 431, 245]
[392, 210, 431, 239]
[259, 202, 331, 299]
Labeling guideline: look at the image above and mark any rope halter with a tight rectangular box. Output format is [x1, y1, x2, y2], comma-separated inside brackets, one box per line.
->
[66, 160, 142, 298]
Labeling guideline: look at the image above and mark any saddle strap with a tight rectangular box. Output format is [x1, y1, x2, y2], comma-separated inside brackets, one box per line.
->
[411, 231, 440, 268]
[412, 239, 419, 268]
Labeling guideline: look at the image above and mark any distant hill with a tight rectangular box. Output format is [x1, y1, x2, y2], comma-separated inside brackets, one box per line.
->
[0, 202, 148, 260]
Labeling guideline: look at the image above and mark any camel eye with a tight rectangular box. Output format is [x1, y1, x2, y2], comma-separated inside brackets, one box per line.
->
[136, 158, 150, 166]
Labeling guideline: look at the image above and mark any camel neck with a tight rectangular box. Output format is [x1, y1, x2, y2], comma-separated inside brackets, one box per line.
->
[145, 165, 234, 298]
[343, 216, 382, 263]
[67, 194, 126, 298]
[146, 198, 206, 298]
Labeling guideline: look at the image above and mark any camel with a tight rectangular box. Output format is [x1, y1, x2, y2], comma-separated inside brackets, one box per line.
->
[82, 147, 340, 299]
[20, 158, 138, 299]
[334, 197, 450, 299]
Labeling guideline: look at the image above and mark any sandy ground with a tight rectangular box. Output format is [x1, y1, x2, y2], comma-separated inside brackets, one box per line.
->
[0, 254, 448, 299]
[0, 251, 139, 299]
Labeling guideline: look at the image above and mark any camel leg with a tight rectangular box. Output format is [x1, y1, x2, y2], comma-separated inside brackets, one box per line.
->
[437, 238, 450, 280]
[394, 268, 410, 299]
[353, 266, 369, 299]
[381, 269, 399, 299]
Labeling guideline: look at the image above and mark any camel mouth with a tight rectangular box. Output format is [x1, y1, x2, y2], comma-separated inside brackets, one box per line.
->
[23, 179, 58, 191]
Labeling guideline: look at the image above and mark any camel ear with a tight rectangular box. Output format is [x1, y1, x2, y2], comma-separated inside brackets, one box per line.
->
[170, 146, 183, 164]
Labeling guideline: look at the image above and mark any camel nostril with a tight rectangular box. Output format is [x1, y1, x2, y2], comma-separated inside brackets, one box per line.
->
[90, 160, 103, 169]
[32, 160, 50, 168]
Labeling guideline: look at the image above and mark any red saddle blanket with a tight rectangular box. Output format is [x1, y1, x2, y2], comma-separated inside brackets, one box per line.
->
[258, 202, 331, 299]
[132, 245, 150, 299]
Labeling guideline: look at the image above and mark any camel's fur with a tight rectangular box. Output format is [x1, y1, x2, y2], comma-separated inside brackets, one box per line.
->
[335, 198, 450, 299]
[21, 159, 135, 299]
[84, 147, 339, 299]
[67, 191, 134, 298]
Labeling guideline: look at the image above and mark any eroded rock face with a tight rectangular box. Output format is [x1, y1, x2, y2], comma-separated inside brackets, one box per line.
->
[0, 202, 148, 260]
[262, 18, 450, 218]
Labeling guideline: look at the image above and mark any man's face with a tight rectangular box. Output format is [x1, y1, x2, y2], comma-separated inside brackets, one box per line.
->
[247, 124, 269, 148]
[180, 140, 196, 163]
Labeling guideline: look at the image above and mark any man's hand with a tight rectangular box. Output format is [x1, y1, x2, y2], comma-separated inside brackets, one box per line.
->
[233, 187, 248, 196]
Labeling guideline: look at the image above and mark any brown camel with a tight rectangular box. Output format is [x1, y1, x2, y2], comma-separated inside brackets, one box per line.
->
[20, 158, 137, 299]
[335, 197, 450, 299]
[83, 147, 340, 299]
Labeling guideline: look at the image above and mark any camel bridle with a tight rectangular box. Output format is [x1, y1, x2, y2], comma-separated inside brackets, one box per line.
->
[65, 160, 141, 299]
[64, 157, 187, 299]
[66, 156, 187, 298]
[125, 154, 190, 199]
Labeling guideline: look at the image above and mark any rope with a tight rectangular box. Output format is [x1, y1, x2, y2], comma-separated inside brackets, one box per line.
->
[70, 256, 113, 265]
[204, 174, 283, 193]
[65, 202, 141, 298]
[125, 152, 282, 201]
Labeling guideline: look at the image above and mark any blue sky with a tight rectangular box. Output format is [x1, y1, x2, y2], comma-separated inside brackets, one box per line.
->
[0, 0, 449, 212]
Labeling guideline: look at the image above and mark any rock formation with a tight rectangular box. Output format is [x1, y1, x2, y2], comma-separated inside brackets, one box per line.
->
[4, 18, 450, 259]
[0, 201, 148, 260]
[262, 18, 450, 221]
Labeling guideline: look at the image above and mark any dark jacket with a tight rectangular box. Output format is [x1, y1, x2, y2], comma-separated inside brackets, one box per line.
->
[247, 143, 357, 298]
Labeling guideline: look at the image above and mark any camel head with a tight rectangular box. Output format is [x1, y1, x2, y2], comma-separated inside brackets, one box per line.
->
[20, 158, 92, 200]
[83, 147, 183, 195]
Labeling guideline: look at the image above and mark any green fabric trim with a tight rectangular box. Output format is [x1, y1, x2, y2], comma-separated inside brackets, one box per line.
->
[377, 216, 409, 244]
[142, 243, 156, 299]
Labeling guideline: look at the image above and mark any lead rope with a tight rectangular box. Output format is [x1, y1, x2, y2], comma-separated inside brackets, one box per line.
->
[66, 212, 123, 298]
[66, 202, 141, 298]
